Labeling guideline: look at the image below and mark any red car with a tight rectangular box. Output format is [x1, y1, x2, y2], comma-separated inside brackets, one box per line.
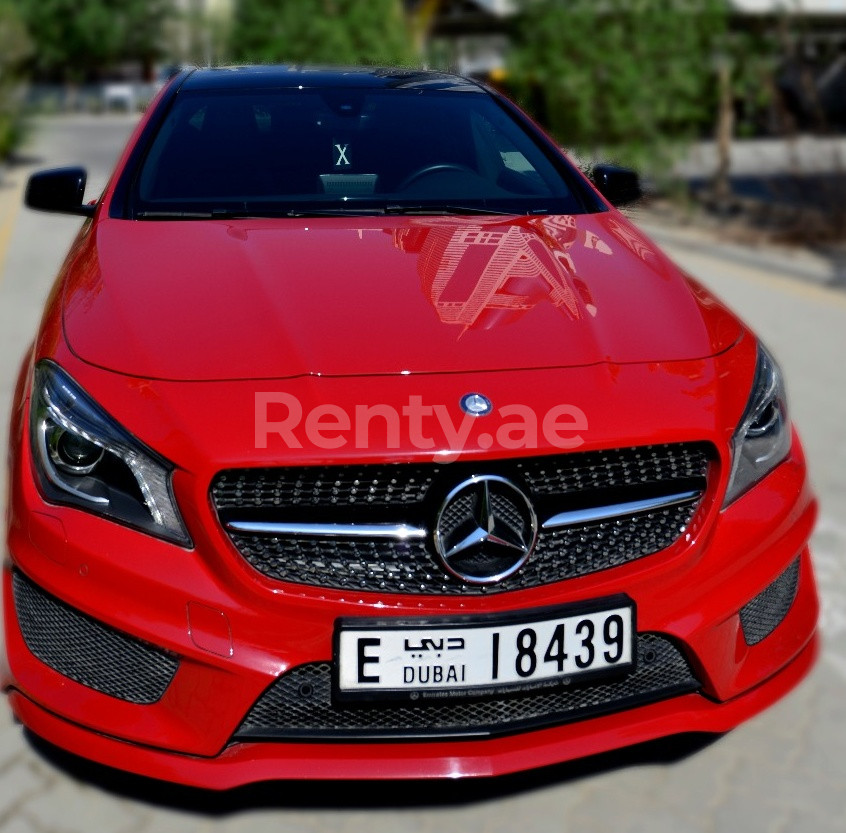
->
[3, 67, 818, 788]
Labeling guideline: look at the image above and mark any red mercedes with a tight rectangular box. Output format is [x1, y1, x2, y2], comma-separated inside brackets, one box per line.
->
[2, 66, 818, 788]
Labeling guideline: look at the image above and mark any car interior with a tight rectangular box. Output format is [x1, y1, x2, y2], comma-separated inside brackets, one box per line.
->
[138, 89, 568, 207]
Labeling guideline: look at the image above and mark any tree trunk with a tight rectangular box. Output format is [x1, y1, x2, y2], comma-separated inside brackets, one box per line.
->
[713, 59, 734, 211]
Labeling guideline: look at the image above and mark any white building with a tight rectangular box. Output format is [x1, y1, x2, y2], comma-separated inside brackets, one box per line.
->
[170, 0, 234, 66]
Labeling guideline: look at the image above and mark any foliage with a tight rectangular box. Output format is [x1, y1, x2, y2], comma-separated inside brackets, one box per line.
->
[509, 0, 731, 172]
[120, 0, 175, 78]
[230, 0, 415, 66]
[0, 1, 31, 159]
[180, 0, 233, 67]
[15, 0, 173, 81]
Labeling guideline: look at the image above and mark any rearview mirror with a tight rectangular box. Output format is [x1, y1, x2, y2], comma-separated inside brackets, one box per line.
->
[25, 167, 96, 217]
[591, 164, 642, 207]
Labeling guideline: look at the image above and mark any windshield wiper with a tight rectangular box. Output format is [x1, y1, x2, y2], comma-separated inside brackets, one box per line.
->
[136, 210, 217, 219]
[136, 208, 377, 220]
[384, 204, 519, 216]
[136, 209, 276, 219]
[283, 204, 521, 218]
[136, 205, 522, 220]
[137, 207, 297, 220]
[284, 208, 390, 218]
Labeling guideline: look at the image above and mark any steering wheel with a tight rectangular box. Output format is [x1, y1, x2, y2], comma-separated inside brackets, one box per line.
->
[398, 163, 477, 191]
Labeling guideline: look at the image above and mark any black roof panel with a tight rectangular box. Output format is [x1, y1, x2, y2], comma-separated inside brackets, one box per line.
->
[180, 65, 484, 93]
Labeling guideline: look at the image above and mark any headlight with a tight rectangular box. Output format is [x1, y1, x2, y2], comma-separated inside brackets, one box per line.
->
[723, 343, 791, 506]
[29, 361, 192, 546]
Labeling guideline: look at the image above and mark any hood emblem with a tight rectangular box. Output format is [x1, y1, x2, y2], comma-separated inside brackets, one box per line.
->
[460, 392, 493, 416]
[434, 476, 538, 585]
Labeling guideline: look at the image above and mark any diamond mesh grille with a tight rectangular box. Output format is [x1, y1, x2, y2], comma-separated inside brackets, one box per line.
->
[517, 449, 705, 495]
[228, 501, 699, 595]
[12, 571, 179, 704]
[739, 558, 800, 646]
[490, 493, 526, 534]
[214, 445, 709, 510]
[213, 465, 437, 508]
[213, 443, 712, 595]
[235, 633, 699, 740]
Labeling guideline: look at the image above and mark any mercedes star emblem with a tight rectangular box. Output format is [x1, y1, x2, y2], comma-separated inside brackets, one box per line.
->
[434, 475, 538, 584]
[460, 393, 493, 416]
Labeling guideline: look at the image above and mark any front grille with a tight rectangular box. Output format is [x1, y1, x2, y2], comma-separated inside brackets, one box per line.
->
[227, 502, 698, 595]
[213, 463, 438, 509]
[235, 633, 700, 741]
[740, 558, 801, 646]
[213, 442, 712, 595]
[12, 571, 179, 704]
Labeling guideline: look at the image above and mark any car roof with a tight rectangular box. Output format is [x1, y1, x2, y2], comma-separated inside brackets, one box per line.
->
[179, 65, 486, 93]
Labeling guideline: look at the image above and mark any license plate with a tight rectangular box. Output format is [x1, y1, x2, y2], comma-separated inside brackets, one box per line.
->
[335, 596, 635, 701]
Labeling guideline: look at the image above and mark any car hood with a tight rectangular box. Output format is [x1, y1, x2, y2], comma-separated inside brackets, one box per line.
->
[62, 213, 741, 382]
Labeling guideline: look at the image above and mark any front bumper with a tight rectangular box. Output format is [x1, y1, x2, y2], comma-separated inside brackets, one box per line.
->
[2, 403, 819, 786]
[2, 331, 819, 788]
[7, 630, 819, 787]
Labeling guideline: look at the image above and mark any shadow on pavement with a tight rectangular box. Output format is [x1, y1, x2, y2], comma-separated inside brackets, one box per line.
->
[5, 153, 45, 168]
[25, 729, 721, 812]
[0, 155, 43, 193]
[684, 174, 846, 287]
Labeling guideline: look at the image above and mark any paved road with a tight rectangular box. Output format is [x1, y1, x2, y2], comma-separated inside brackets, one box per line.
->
[0, 117, 844, 832]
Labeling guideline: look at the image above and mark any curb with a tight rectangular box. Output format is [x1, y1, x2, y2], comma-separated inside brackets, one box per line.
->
[632, 215, 837, 288]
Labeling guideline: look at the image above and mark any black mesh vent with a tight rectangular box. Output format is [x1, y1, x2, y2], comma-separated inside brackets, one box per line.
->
[213, 465, 438, 509]
[235, 633, 700, 741]
[213, 444, 709, 510]
[517, 446, 707, 495]
[213, 443, 712, 595]
[12, 571, 179, 704]
[739, 558, 800, 646]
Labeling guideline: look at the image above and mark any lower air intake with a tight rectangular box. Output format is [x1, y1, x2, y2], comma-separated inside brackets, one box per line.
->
[12, 570, 179, 704]
[739, 558, 801, 646]
[235, 633, 699, 741]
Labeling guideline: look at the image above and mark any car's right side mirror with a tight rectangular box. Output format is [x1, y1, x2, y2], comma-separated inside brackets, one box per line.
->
[25, 167, 96, 217]
[591, 164, 642, 207]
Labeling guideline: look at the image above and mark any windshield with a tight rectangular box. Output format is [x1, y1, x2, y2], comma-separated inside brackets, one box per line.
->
[130, 87, 592, 217]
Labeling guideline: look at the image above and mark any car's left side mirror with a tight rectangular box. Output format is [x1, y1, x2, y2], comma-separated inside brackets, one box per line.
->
[591, 164, 642, 207]
[25, 167, 96, 217]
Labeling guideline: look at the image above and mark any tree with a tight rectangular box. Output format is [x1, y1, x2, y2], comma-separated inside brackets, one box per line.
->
[16, 0, 173, 82]
[179, 0, 233, 67]
[230, 0, 415, 66]
[0, 1, 31, 159]
[120, 0, 175, 80]
[509, 0, 730, 171]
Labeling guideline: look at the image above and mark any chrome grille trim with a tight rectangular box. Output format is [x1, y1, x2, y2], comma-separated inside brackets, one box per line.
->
[225, 521, 427, 540]
[541, 489, 703, 529]
[213, 443, 713, 595]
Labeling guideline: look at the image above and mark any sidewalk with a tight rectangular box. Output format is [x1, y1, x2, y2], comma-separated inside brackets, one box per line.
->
[0, 164, 26, 284]
[630, 204, 841, 288]
[676, 135, 846, 178]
